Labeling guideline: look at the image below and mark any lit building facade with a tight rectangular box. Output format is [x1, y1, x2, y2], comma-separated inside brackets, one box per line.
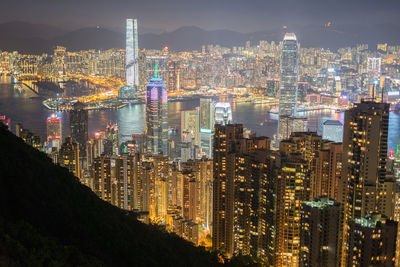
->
[199, 98, 215, 159]
[93, 154, 139, 211]
[300, 197, 343, 267]
[322, 119, 343, 142]
[274, 156, 311, 267]
[212, 124, 243, 257]
[104, 124, 119, 156]
[125, 18, 139, 97]
[339, 100, 390, 265]
[339, 101, 389, 218]
[145, 73, 168, 155]
[346, 214, 397, 267]
[181, 109, 199, 147]
[214, 102, 232, 125]
[46, 113, 62, 150]
[278, 33, 299, 142]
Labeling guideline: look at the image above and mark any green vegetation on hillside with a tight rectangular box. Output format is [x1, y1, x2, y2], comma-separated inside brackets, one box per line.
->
[0, 125, 221, 266]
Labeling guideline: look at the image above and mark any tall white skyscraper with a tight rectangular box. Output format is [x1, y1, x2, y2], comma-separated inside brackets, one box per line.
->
[215, 102, 232, 126]
[278, 33, 299, 142]
[322, 120, 343, 142]
[125, 18, 139, 94]
[199, 98, 215, 159]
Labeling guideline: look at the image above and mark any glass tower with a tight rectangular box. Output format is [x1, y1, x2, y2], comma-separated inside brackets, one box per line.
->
[278, 33, 299, 142]
[199, 98, 215, 158]
[124, 18, 139, 98]
[145, 68, 168, 155]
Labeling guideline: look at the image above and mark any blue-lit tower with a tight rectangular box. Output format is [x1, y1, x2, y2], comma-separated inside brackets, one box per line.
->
[145, 64, 168, 155]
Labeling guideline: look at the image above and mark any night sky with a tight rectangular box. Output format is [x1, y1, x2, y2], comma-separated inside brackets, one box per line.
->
[1, 0, 400, 32]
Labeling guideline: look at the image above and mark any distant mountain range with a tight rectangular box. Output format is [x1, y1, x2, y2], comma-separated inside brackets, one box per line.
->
[0, 21, 400, 54]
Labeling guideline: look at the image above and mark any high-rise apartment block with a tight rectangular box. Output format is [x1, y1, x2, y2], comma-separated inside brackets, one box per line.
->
[125, 18, 139, 94]
[46, 113, 62, 150]
[346, 214, 397, 267]
[340, 101, 389, 218]
[93, 154, 139, 210]
[59, 137, 80, 178]
[199, 98, 215, 159]
[300, 197, 343, 267]
[212, 124, 272, 258]
[322, 119, 343, 143]
[214, 102, 232, 125]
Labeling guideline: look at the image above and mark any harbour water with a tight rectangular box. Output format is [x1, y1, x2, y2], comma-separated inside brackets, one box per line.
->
[1, 75, 399, 152]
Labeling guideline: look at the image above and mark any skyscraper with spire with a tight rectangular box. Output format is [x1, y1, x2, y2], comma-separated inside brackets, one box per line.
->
[145, 63, 168, 155]
[278, 33, 301, 142]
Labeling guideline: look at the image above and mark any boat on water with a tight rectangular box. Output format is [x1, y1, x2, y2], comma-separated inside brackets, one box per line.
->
[15, 84, 25, 94]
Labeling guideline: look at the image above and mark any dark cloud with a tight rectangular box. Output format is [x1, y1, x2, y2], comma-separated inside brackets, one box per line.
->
[1, 0, 400, 32]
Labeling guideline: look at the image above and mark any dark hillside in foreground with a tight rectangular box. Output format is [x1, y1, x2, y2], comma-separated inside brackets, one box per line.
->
[0, 125, 221, 266]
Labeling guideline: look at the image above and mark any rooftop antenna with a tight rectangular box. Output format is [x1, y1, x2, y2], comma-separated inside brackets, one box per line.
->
[154, 60, 158, 78]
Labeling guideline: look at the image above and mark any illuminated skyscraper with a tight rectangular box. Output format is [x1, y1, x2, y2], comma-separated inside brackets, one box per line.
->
[278, 33, 299, 142]
[212, 124, 272, 258]
[274, 155, 311, 267]
[146, 55, 168, 83]
[215, 102, 232, 125]
[46, 113, 62, 150]
[300, 197, 343, 267]
[367, 57, 382, 98]
[313, 142, 343, 200]
[92, 154, 138, 210]
[199, 98, 215, 159]
[346, 214, 397, 267]
[212, 124, 243, 257]
[339, 100, 390, 265]
[145, 66, 168, 155]
[339, 100, 389, 219]
[104, 124, 119, 155]
[126, 18, 139, 88]
[278, 116, 307, 141]
[167, 60, 180, 91]
[279, 33, 299, 117]
[0, 115, 10, 129]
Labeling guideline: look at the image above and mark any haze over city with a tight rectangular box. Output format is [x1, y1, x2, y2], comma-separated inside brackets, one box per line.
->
[1, 0, 400, 32]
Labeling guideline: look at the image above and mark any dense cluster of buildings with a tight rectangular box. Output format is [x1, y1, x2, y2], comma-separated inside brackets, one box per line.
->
[4, 18, 400, 266]
[2, 21, 400, 103]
